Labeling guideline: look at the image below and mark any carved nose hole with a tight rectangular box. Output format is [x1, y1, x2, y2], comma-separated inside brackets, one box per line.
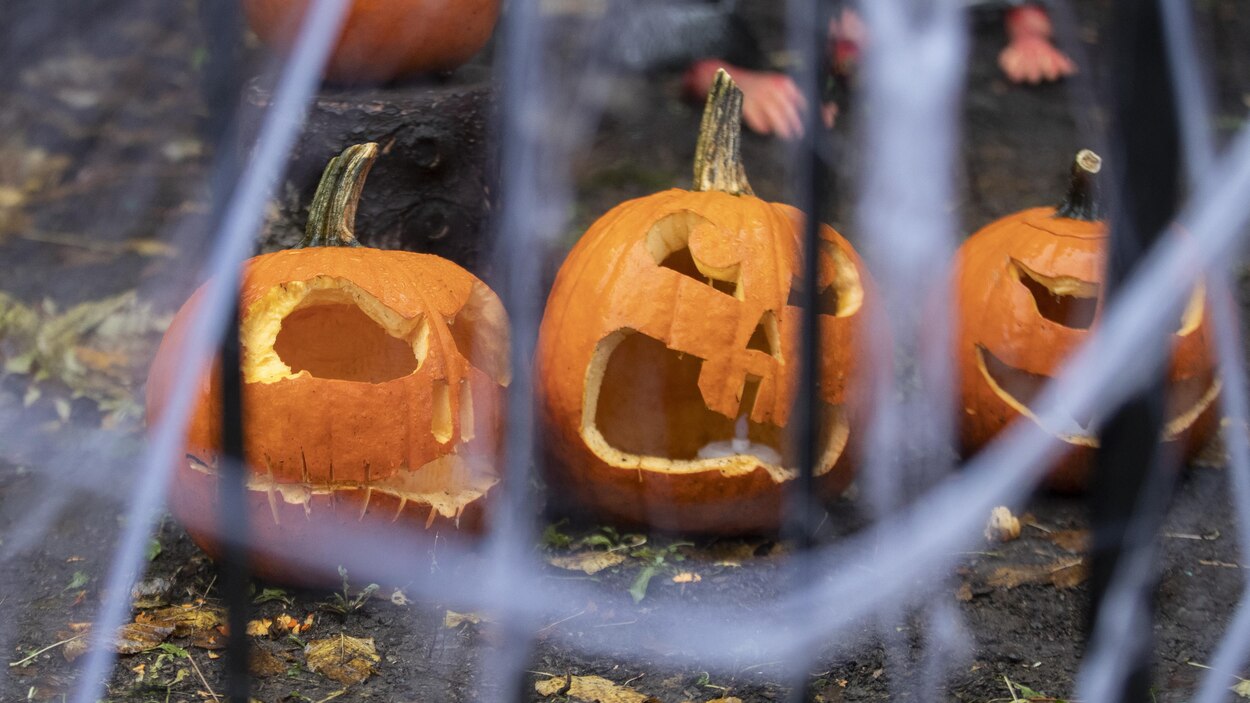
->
[746, 311, 780, 359]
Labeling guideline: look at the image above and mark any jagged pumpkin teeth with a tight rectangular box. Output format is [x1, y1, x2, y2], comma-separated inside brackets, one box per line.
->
[146, 144, 511, 585]
[954, 149, 1220, 492]
[536, 71, 874, 535]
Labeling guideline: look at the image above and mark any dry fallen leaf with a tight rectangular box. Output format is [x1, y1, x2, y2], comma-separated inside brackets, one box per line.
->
[671, 572, 702, 584]
[304, 635, 379, 685]
[988, 557, 1087, 590]
[984, 506, 1021, 543]
[1049, 560, 1089, 589]
[1232, 678, 1250, 699]
[1044, 529, 1090, 554]
[548, 550, 627, 575]
[246, 619, 273, 637]
[444, 610, 487, 629]
[270, 612, 315, 635]
[535, 674, 651, 703]
[115, 622, 176, 654]
[955, 582, 974, 602]
[138, 605, 223, 637]
[249, 647, 288, 678]
[61, 621, 175, 661]
[706, 698, 745, 703]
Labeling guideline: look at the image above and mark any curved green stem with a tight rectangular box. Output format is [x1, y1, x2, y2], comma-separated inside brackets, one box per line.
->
[693, 69, 754, 196]
[299, 142, 379, 248]
[1055, 148, 1102, 222]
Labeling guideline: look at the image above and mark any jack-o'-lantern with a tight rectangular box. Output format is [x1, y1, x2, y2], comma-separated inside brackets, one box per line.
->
[146, 144, 510, 584]
[243, 0, 501, 83]
[954, 149, 1219, 491]
[536, 71, 873, 534]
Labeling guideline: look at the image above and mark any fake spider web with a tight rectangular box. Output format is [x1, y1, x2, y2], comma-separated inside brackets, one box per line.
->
[1, 1, 1250, 702]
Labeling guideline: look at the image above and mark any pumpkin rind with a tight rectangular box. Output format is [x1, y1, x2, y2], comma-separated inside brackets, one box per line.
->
[536, 71, 872, 534]
[243, 0, 501, 83]
[954, 152, 1219, 491]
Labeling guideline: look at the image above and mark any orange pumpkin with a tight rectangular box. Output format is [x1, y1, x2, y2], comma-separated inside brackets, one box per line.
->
[536, 71, 873, 534]
[146, 144, 510, 584]
[954, 150, 1219, 491]
[243, 0, 500, 83]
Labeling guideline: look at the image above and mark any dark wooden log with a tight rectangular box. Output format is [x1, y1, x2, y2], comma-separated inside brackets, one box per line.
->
[242, 67, 496, 270]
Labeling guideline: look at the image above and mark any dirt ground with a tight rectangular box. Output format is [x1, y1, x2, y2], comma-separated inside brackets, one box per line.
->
[2, 1, 1250, 702]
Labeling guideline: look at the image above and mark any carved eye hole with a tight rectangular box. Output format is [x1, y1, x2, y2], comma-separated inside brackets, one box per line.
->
[1013, 260, 1099, 330]
[659, 245, 738, 295]
[646, 213, 740, 297]
[787, 242, 864, 317]
[1177, 284, 1205, 337]
[787, 279, 840, 316]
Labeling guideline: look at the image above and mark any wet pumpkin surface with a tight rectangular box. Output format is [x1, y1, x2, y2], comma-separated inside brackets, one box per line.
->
[2, 1, 1250, 701]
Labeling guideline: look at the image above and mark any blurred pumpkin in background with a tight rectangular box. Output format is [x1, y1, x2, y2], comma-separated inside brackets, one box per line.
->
[536, 71, 874, 535]
[953, 149, 1219, 492]
[243, 0, 501, 83]
[146, 143, 510, 584]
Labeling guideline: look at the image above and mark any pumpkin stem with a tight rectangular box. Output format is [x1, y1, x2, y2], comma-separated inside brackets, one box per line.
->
[299, 142, 379, 248]
[693, 69, 754, 196]
[1055, 149, 1102, 221]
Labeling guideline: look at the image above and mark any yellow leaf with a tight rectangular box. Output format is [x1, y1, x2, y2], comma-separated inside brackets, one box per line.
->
[547, 550, 626, 575]
[671, 572, 702, 584]
[444, 610, 487, 629]
[1233, 678, 1250, 699]
[246, 619, 273, 637]
[534, 675, 651, 703]
[114, 622, 174, 654]
[140, 605, 223, 636]
[304, 635, 379, 685]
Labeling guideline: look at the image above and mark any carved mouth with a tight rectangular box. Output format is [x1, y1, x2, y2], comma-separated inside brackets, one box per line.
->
[579, 330, 848, 481]
[976, 345, 1220, 445]
[186, 453, 497, 528]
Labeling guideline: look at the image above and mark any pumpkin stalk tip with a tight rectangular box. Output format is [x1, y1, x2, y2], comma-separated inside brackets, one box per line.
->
[693, 69, 754, 196]
[1055, 148, 1102, 222]
[300, 142, 380, 248]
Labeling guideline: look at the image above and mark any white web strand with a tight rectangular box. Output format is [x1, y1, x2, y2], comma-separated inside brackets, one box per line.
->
[70, 1, 351, 701]
[854, 0, 966, 697]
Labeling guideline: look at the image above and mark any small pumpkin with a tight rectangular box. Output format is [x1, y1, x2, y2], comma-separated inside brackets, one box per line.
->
[243, 0, 501, 83]
[536, 70, 873, 534]
[954, 149, 1219, 491]
[146, 143, 511, 584]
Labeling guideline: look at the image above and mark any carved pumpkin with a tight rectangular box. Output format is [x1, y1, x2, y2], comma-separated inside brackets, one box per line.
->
[146, 144, 510, 584]
[243, 0, 501, 83]
[954, 150, 1219, 491]
[536, 71, 872, 534]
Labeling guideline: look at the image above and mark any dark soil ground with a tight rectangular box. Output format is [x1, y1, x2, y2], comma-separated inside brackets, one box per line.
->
[2, 1, 1250, 702]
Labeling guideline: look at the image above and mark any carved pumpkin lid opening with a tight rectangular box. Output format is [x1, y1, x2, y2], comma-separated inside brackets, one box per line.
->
[243, 276, 430, 385]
